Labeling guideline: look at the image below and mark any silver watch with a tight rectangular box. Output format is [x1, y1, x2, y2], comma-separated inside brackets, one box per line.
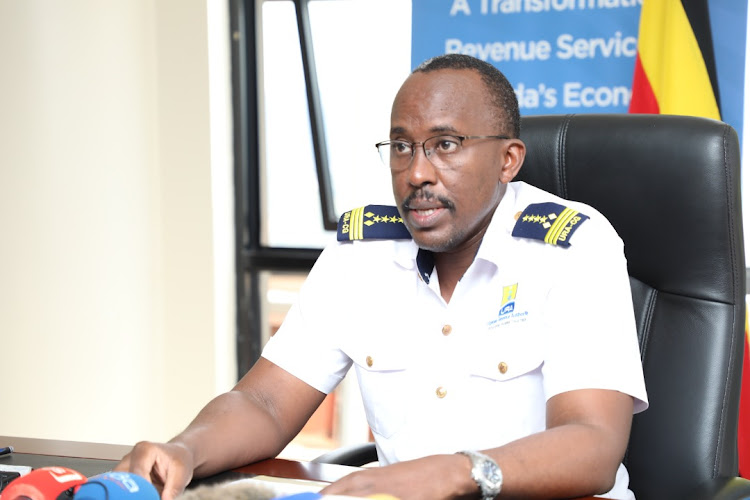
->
[457, 450, 503, 500]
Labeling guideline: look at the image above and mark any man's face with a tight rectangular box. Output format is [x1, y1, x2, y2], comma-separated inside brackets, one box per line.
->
[389, 69, 515, 253]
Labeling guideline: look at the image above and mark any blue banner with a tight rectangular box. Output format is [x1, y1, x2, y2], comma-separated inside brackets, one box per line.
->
[412, 1, 641, 115]
[411, 0, 746, 143]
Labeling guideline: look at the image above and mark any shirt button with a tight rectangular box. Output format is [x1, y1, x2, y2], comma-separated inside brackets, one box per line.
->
[436, 386, 448, 398]
[366, 356, 374, 367]
[441, 324, 452, 336]
[498, 362, 508, 374]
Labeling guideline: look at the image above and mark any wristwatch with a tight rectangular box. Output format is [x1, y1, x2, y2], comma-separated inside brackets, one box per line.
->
[457, 450, 503, 500]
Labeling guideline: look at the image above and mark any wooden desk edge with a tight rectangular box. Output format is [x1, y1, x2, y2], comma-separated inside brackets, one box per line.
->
[0, 436, 131, 461]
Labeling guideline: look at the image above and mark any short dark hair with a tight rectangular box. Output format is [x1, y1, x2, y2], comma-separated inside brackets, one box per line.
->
[413, 54, 520, 138]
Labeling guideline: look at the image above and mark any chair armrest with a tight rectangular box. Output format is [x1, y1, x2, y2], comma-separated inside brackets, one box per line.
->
[687, 476, 750, 500]
[312, 443, 377, 467]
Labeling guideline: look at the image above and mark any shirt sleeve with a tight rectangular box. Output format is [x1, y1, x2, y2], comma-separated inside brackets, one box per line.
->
[261, 242, 353, 394]
[540, 211, 649, 414]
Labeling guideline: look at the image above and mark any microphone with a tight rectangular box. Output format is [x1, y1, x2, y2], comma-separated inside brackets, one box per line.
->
[73, 472, 159, 500]
[0, 466, 87, 500]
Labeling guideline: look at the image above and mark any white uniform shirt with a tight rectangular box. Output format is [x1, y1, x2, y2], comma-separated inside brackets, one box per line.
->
[262, 181, 649, 499]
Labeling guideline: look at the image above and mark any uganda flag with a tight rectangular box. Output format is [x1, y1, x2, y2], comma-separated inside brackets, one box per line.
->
[628, 0, 721, 119]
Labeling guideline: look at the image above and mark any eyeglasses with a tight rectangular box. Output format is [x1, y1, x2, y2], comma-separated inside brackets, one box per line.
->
[375, 134, 511, 171]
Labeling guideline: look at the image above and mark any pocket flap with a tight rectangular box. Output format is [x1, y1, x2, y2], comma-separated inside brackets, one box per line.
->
[345, 344, 410, 372]
[470, 350, 543, 382]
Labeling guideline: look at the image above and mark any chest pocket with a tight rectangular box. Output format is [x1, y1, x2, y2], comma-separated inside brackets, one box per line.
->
[459, 335, 547, 441]
[464, 330, 546, 407]
[467, 314, 544, 378]
[346, 346, 411, 439]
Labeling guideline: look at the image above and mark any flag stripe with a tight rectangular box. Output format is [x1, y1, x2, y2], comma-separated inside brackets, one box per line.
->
[629, 0, 720, 119]
[740, 314, 750, 479]
[629, 54, 660, 114]
[679, 0, 721, 109]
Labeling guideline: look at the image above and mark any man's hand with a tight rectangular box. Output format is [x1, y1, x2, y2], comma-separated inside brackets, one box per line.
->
[320, 455, 475, 500]
[111, 359, 328, 500]
[114, 441, 195, 500]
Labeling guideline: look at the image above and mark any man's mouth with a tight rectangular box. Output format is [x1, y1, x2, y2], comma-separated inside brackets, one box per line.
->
[401, 190, 454, 228]
[405, 205, 449, 229]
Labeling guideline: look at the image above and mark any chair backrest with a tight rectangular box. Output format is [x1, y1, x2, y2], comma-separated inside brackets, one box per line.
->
[517, 114, 746, 500]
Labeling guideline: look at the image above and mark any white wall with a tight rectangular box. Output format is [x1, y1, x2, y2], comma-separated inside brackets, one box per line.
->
[0, 0, 236, 446]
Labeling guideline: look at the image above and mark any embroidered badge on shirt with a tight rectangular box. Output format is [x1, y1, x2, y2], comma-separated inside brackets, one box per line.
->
[337, 205, 412, 241]
[487, 282, 529, 330]
[500, 283, 518, 315]
[511, 202, 589, 247]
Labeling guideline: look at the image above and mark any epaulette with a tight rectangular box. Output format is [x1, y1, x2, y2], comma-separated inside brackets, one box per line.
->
[337, 205, 412, 241]
[511, 202, 589, 247]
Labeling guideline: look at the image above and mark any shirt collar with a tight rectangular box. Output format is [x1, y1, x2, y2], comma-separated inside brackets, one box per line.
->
[393, 238, 420, 271]
[392, 182, 520, 282]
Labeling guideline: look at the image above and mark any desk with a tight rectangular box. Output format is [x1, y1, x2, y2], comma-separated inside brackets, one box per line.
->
[0, 437, 605, 499]
[0, 436, 123, 477]
[0, 436, 356, 483]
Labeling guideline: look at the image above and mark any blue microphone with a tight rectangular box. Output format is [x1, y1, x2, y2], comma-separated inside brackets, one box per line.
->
[73, 472, 159, 500]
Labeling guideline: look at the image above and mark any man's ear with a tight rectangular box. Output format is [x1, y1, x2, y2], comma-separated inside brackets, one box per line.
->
[499, 139, 526, 184]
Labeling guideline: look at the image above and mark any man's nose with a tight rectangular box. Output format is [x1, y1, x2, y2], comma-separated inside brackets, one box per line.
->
[407, 145, 438, 185]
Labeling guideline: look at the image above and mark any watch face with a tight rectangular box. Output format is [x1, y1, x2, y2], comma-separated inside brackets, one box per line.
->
[481, 460, 503, 487]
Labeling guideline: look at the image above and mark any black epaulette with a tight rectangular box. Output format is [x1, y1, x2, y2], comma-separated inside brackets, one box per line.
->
[511, 202, 589, 247]
[337, 205, 412, 241]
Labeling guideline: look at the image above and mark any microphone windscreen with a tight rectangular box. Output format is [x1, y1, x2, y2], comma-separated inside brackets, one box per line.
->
[273, 493, 400, 499]
[272, 495, 322, 499]
[73, 472, 158, 500]
[175, 481, 275, 500]
[0, 466, 87, 500]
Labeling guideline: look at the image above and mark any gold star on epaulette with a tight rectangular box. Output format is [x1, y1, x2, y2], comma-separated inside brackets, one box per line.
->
[337, 205, 411, 241]
[523, 214, 549, 225]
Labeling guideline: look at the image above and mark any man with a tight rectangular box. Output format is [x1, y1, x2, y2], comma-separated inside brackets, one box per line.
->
[116, 54, 648, 500]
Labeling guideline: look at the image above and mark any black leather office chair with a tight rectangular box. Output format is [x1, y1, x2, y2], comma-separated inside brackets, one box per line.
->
[314, 114, 750, 500]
